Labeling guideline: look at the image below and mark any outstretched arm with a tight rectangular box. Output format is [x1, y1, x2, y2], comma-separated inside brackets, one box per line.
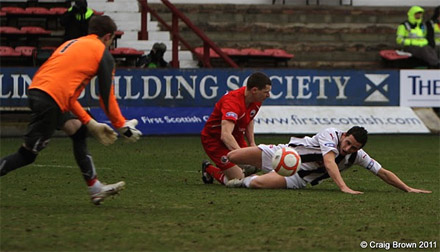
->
[97, 50, 141, 142]
[323, 152, 363, 195]
[376, 168, 432, 193]
[97, 49, 125, 129]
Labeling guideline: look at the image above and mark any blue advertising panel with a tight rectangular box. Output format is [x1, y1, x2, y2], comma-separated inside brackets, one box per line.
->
[89, 106, 212, 135]
[0, 68, 399, 107]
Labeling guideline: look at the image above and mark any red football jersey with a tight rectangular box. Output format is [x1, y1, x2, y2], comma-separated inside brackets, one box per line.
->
[201, 86, 261, 146]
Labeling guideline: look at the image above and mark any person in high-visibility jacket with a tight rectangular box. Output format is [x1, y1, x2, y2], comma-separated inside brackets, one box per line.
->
[426, 6, 440, 57]
[60, 0, 94, 42]
[396, 6, 439, 68]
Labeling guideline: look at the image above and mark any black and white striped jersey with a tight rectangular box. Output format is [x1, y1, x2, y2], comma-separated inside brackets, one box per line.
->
[288, 128, 382, 185]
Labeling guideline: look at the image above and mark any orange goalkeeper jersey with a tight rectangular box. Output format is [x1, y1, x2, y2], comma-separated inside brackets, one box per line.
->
[29, 34, 125, 129]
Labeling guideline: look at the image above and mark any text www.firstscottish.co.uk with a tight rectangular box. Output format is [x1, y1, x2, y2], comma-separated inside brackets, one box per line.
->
[254, 114, 423, 126]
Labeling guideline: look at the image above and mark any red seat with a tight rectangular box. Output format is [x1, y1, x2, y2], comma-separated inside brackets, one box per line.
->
[110, 47, 144, 55]
[0, 26, 26, 34]
[25, 7, 52, 15]
[240, 48, 272, 56]
[0, 26, 20, 34]
[194, 47, 219, 58]
[0, 11, 6, 17]
[21, 26, 52, 35]
[15, 46, 36, 57]
[114, 30, 124, 36]
[1, 6, 29, 14]
[380, 50, 411, 60]
[110, 49, 121, 55]
[264, 49, 294, 59]
[48, 7, 68, 15]
[221, 48, 245, 56]
[93, 9, 104, 16]
[194, 47, 203, 54]
[0, 46, 21, 57]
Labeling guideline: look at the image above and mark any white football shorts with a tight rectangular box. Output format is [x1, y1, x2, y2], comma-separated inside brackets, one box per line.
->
[258, 144, 307, 189]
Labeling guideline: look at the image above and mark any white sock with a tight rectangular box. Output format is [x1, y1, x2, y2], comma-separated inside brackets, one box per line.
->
[243, 176, 257, 188]
[88, 180, 103, 194]
[223, 176, 229, 184]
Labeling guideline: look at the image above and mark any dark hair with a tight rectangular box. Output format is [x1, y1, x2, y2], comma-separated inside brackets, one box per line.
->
[152, 42, 166, 52]
[74, 0, 87, 9]
[88, 15, 117, 37]
[246, 72, 271, 90]
[346, 126, 368, 147]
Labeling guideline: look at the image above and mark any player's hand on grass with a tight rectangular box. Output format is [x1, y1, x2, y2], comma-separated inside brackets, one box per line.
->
[86, 119, 117, 146]
[117, 119, 142, 142]
[341, 187, 364, 195]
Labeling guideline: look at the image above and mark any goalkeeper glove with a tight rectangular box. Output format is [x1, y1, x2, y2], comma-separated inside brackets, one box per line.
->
[86, 119, 117, 146]
[117, 119, 142, 142]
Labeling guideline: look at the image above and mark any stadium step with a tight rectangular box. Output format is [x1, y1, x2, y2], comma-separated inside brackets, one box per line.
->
[146, 3, 424, 69]
[87, 0, 198, 68]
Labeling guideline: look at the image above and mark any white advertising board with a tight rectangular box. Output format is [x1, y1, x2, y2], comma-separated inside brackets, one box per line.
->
[400, 70, 440, 107]
[353, 0, 439, 7]
[254, 106, 430, 134]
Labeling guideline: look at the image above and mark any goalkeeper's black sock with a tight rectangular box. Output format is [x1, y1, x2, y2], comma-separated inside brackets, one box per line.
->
[0, 146, 37, 176]
[70, 125, 96, 182]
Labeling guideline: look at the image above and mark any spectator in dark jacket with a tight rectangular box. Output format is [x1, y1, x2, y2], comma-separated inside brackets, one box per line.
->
[60, 0, 94, 42]
[426, 6, 440, 57]
[136, 42, 169, 68]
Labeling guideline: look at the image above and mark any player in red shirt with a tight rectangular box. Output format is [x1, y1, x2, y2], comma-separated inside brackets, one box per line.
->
[201, 72, 272, 185]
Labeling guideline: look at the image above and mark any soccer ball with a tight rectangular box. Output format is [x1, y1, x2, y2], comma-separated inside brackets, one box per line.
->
[272, 147, 301, 176]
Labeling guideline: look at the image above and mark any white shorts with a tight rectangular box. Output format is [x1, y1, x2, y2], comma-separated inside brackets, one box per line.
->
[258, 144, 307, 189]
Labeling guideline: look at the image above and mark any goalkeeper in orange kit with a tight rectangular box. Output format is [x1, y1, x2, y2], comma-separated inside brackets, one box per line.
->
[0, 15, 141, 205]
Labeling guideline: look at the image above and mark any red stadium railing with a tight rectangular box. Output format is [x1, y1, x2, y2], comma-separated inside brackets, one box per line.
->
[137, 0, 238, 68]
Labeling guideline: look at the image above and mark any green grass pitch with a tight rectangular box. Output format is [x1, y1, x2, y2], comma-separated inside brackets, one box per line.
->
[1, 134, 439, 251]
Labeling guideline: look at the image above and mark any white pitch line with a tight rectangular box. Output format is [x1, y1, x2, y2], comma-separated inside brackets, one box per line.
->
[148, 169, 198, 173]
[33, 164, 76, 168]
[32, 165, 198, 173]
[32, 164, 112, 170]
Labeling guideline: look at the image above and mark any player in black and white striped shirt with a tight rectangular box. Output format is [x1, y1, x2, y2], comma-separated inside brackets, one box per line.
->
[226, 126, 431, 194]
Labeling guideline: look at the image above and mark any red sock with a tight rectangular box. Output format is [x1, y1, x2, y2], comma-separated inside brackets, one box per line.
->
[206, 165, 226, 185]
[86, 178, 98, 187]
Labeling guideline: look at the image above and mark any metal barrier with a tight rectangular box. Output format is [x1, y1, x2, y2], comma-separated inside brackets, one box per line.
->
[137, 0, 238, 68]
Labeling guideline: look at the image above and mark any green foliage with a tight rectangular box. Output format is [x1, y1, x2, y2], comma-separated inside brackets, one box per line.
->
[1, 135, 439, 251]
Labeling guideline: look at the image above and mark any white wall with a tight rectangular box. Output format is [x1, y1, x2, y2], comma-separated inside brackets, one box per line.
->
[146, 0, 272, 4]
[146, 0, 439, 6]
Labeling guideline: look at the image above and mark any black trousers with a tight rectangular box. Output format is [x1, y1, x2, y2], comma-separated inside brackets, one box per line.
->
[24, 89, 74, 152]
